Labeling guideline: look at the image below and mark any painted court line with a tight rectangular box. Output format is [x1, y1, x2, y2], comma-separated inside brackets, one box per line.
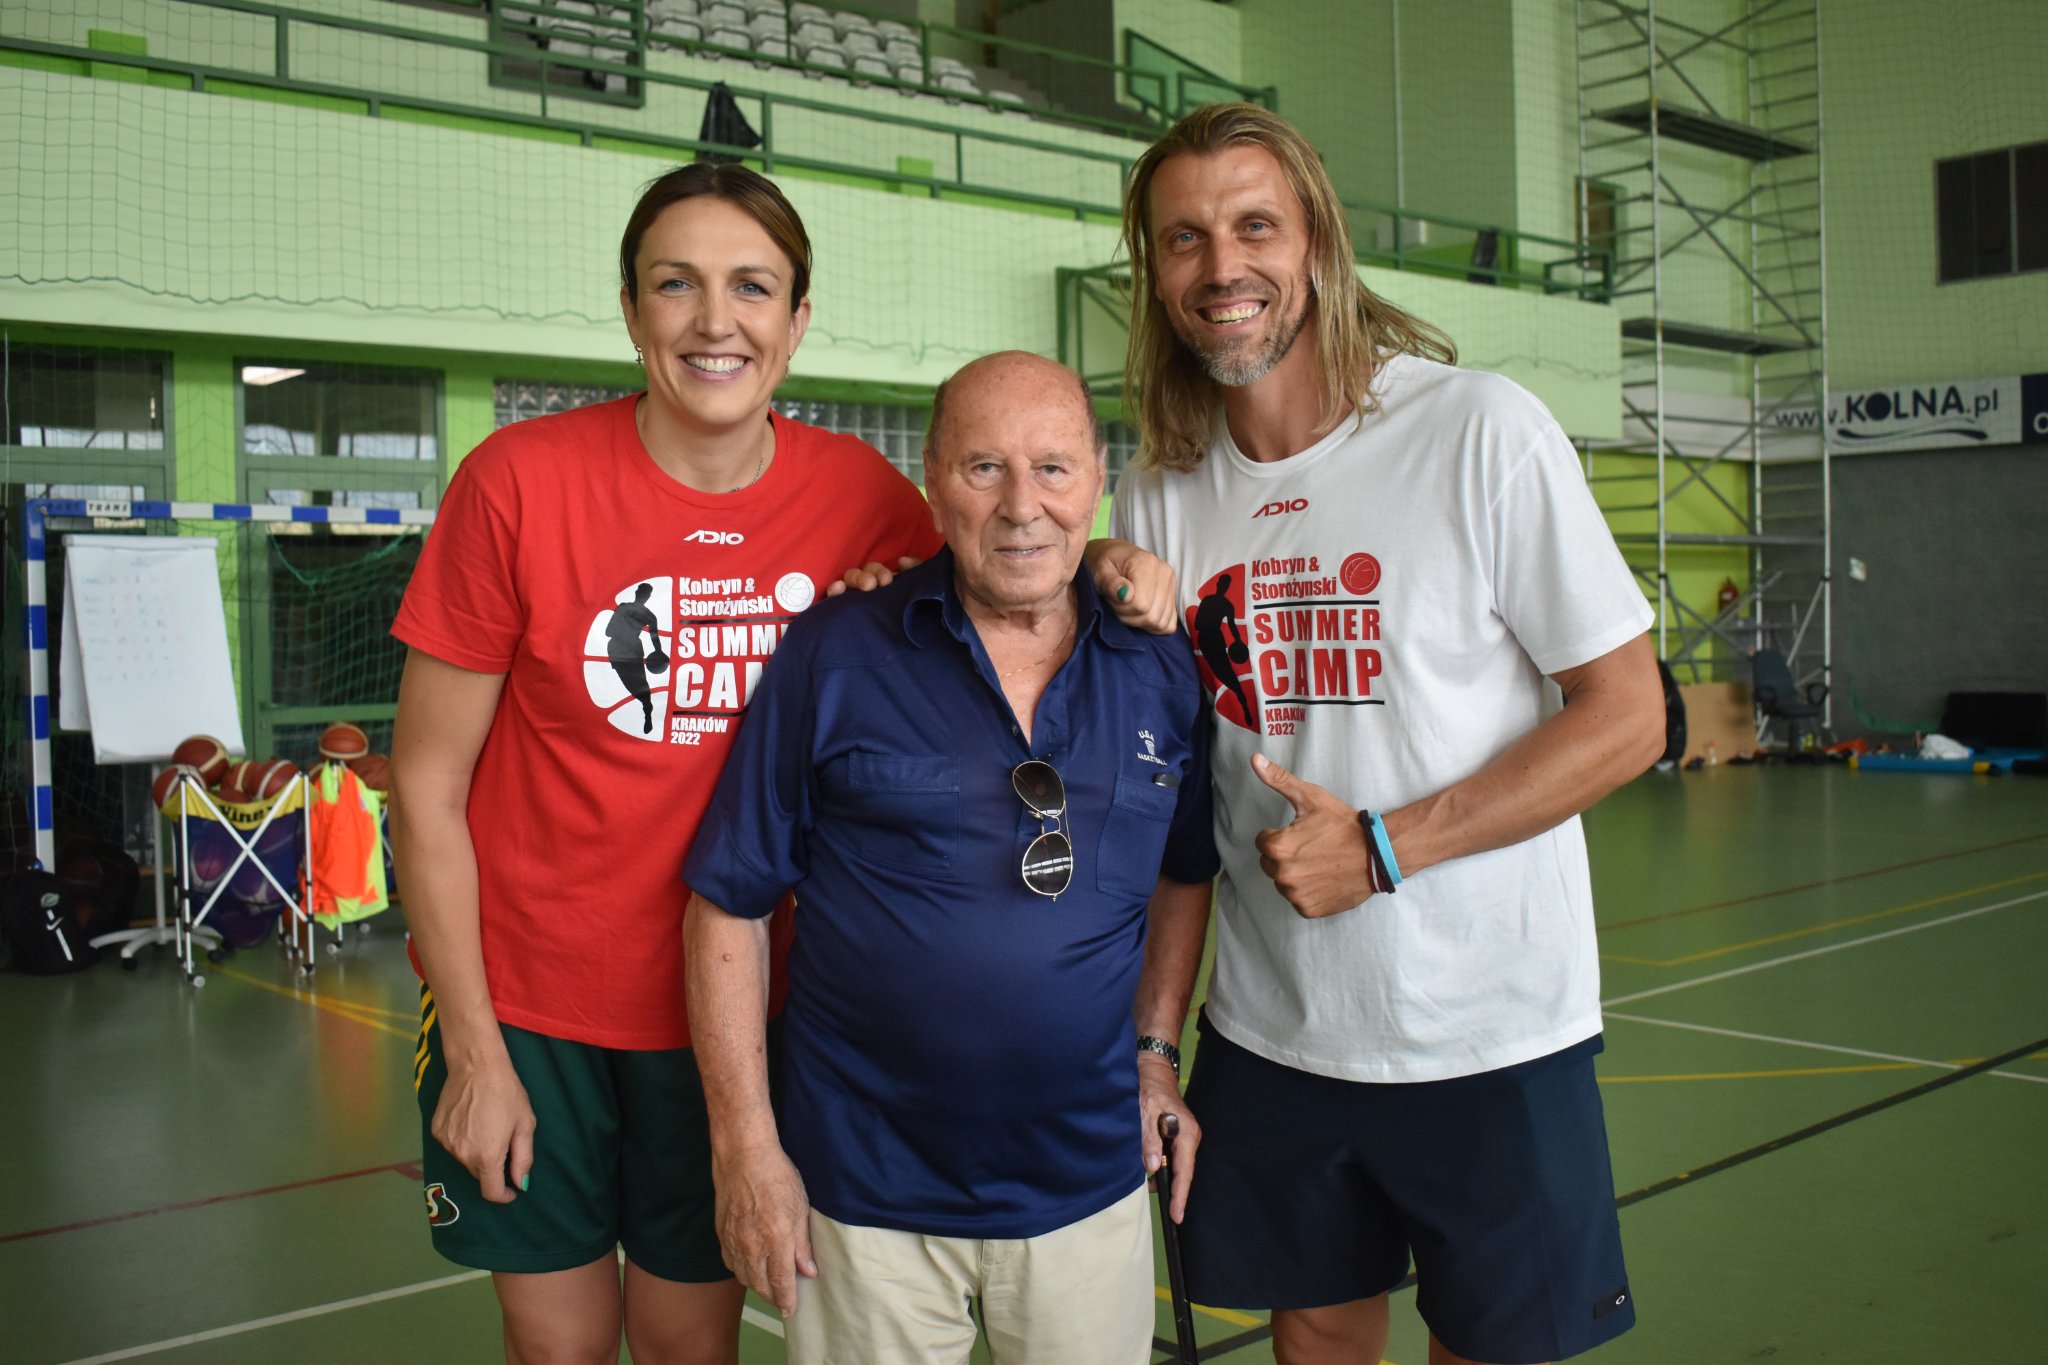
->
[58, 1278, 787, 1363]
[1600, 887, 2048, 1007]
[58, 1260, 1256, 1361]
[55, 1269, 491, 1363]
[1602, 868, 2048, 967]
[1601, 1060, 1924, 1083]
[1613, 1034, 2048, 1209]
[1597, 828, 2048, 934]
[741, 1305, 786, 1338]
[0, 1162, 416, 1245]
[214, 965, 415, 1041]
[1606, 1011, 2048, 1085]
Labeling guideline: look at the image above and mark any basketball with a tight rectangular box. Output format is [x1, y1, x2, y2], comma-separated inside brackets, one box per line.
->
[153, 764, 201, 810]
[645, 646, 670, 676]
[172, 734, 231, 785]
[1228, 641, 1250, 664]
[214, 781, 252, 805]
[318, 721, 370, 761]
[349, 753, 393, 792]
[247, 758, 299, 800]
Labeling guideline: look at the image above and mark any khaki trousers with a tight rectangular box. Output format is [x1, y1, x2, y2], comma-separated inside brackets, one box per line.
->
[784, 1185, 1153, 1365]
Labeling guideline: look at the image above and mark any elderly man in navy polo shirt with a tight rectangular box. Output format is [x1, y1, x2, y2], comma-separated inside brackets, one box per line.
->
[683, 350, 1218, 1365]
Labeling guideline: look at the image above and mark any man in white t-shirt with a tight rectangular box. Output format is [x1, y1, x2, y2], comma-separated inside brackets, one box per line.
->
[1105, 104, 1664, 1365]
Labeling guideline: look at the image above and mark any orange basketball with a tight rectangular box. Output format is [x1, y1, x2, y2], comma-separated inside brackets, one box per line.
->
[348, 753, 393, 792]
[246, 758, 299, 800]
[214, 782, 252, 805]
[153, 764, 201, 811]
[171, 735, 231, 785]
[318, 722, 370, 761]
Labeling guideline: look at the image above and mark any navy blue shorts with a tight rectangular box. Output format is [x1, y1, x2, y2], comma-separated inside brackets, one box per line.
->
[1179, 1016, 1635, 1363]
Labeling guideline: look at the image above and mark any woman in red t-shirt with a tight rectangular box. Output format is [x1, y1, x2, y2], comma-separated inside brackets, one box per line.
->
[389, 164, 946, 1365]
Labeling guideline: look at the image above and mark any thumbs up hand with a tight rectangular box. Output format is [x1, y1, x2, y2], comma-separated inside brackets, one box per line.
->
[1251, 753, 1378, 919]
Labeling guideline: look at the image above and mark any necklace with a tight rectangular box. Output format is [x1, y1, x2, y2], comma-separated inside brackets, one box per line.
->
[728, 420, 772, 492]
[635, 400, 771, 493]
[997, 616, 1076, 680]
[730, 444, 767, 492]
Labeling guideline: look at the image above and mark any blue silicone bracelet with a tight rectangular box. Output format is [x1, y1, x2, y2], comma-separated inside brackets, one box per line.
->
[1365, 810, 1403, 889]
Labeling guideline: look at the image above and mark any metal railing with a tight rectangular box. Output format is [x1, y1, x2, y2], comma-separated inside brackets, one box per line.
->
[1059, 210, 1613, 388]
[2, 0, 1144, 223]
[1124, 31, 1274, 123]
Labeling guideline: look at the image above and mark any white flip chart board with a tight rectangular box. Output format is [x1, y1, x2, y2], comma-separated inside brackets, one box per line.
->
[58, 535, 246, 764]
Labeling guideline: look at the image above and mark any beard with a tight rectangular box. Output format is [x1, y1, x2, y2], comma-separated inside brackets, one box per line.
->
[1173, 287, 1314, 389]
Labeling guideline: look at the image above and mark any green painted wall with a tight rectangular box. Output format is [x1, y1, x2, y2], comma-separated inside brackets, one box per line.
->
[1822, 0, 2048, 388]
[1236, 0, 1518, 233]
[1509, 0, 1579, 250]
[0, 45, 1611, 424]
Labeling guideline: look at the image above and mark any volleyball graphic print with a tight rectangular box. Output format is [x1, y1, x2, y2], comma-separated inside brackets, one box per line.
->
[582, 573, 811, 744]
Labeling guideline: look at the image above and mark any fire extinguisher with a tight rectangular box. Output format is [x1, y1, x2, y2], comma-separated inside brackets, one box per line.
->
[1717, 577, 1740, 612]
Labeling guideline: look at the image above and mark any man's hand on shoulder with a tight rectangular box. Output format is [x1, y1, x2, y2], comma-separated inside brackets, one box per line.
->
[712, 1142, 817, 1318]
[1084, 538, 1179, 635]
[1251, 753, 1377, 918]
[822, 554, 922, 599]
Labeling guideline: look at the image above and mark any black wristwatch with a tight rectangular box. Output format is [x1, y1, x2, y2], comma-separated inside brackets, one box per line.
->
[1137, 1035, 1182, 1076]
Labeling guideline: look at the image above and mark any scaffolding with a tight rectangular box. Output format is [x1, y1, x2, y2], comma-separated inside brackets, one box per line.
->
[1577, 0, 1832, 727]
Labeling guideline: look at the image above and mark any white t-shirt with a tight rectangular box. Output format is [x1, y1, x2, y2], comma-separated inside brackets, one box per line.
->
[1111, 355, 1652, 1082]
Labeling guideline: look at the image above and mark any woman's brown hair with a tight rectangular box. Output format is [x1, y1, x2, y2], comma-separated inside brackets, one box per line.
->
[619, 162, 813, 307]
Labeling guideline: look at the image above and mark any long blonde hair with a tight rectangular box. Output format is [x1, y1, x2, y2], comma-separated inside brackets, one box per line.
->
[1120, 103, 1456, 472]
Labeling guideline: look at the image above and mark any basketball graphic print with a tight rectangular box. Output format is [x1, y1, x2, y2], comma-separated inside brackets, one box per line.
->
[1340, 552, 1382, 596]
[583, 578, 675, 743]
[1187, 565, 1261, 732]
[774, 571, 815, 613]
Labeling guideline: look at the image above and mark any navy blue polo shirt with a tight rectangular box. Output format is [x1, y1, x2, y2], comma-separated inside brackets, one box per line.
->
[684, 550, 1217, 1239]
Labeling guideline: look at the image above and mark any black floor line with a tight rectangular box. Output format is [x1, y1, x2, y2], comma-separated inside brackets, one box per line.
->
[1169, 1033, 2048, 1361]
[1154, 1322, 1274, 1362]
[1612, 1031, 2048, 1209]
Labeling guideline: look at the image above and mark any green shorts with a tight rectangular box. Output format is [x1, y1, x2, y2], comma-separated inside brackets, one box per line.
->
[414, 984, 771, 1282]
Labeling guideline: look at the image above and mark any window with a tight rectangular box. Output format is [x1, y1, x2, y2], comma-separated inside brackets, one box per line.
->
[3, 345, 166, 450]
[240, 362, 439, 460]
[492, 389, 1141, 488]
[774, 399, 930, 483]
[1936, 142, 2048, 283]
[495, 379, 635, 427]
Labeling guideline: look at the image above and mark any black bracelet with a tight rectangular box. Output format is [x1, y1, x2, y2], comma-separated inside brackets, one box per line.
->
[1137, 1035, 1182, 1076]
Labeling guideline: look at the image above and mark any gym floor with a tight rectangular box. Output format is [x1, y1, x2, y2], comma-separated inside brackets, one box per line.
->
[4, 764, 2043, 1364]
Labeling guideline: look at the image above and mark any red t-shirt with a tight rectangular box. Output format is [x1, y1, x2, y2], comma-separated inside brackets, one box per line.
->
[394, 397, 940, 1049]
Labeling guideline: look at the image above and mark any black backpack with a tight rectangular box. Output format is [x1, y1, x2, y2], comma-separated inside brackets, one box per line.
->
[1657, 660, 1688, 767]
[0, 867, 95, 974]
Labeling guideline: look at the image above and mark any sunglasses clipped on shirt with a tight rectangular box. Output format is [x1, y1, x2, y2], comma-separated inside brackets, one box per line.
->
[1012, 759, 1073, 899]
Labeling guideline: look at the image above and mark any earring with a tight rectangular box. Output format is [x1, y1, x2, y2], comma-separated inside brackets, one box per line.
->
[634, 346, 644, 365]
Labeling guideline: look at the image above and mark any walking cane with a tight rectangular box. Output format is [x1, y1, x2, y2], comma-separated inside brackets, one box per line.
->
[1156, 1112, 1199, 1364]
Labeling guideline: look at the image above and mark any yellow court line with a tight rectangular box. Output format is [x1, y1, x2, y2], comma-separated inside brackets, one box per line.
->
[1601, 1061, 1925, 1083]
[214, 965, 416, 1041]
[1153, 1285, 1263, 1328]
[320, 997, 418, 1023]
[1602, 868, 2048, 968]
